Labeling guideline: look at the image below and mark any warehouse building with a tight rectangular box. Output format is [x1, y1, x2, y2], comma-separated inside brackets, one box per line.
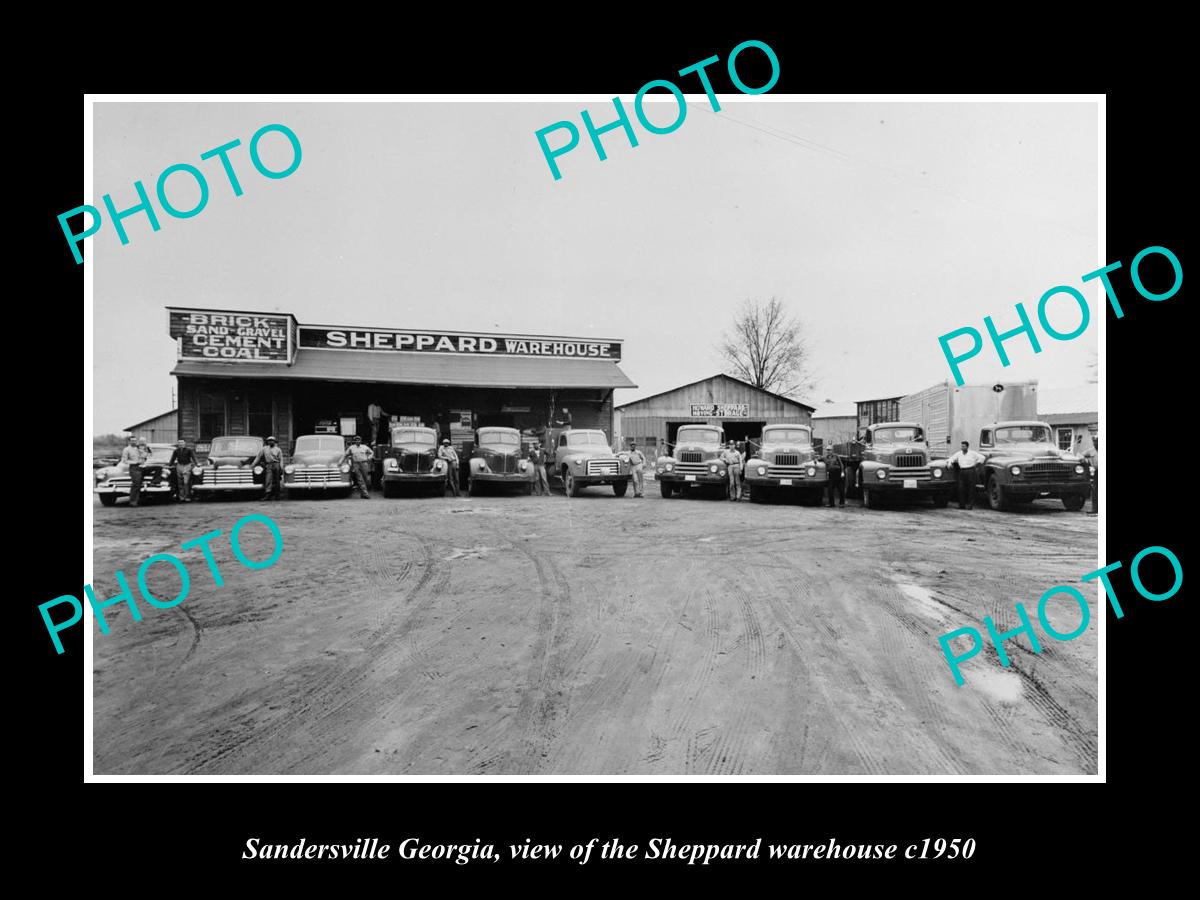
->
[125, 409, 178, 445]
[166, 307, 635, 454]
[1038, 385, 1099, 454]
[615, 373, 814, 455]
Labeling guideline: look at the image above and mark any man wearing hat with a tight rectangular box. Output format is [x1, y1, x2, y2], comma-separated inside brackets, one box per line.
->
[253, 436, 284, 500]
[341, 435, 374, 499]
[168, 439, 198, 502]
[626, 441, 646, 498]
[528, 438, 550, 496]
[438, 439, 461, 497]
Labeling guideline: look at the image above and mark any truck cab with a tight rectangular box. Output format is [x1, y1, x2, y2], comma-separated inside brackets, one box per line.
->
[977, 420, 1090, 511]
[851, 421, 953, 509]
[545, 428, 630, 497]
[655, 424, 727, 499]
[743, 424, 827, 503]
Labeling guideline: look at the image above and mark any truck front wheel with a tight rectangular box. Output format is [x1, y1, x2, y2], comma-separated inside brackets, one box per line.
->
[660, 481, 673, 499]
[1062, 494, 1086, 511]
[987, 474, 1010, 511]
[564, 469, 579, 497]
[99, 494, 117, 507]
[612, 480, 628, 497]
[862, 487, 876, 509]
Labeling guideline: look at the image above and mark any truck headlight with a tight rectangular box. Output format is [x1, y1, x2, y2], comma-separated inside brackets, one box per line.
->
[1075, 464, 1085, 474]
[95, 470, 106, 481]
[434, 459, 445, 470]
[384, 459, 397, 470]
[665, 463, 674, 472]
[807, 466, 816, 476]
[709, 463, 718, 474]
[192, 466, 203, 476]
[876, 469, 887, 480]
[757, 466, 767, 476]
[284, 464, 295, 474]
[253, 465, 264, 475]
[932, 468, 943, 478]
[519, 461, 528, 471]
[1010, 465, 1021, 476]
[340, 464, 351, 473]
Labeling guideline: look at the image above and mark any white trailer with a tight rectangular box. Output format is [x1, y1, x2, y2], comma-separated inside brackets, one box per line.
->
[899, 380, 1038, 459]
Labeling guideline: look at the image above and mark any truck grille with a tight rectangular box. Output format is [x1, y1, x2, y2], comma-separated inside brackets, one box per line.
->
[887, 466, 932, 480]
[399, 454, 433, 473]
[107, 477, 131, 490]
[210, 468, 253, 485]
[1026, 462, 1074, 476]
[674, 461, 711, 476]
[774, 454, 800, 467]
[769, 466, 807, 478]
[292, 466, 344, 484]
[680, 451, 702, 463]
[587, 459, 619, 476]
[895, 454, 925, 467]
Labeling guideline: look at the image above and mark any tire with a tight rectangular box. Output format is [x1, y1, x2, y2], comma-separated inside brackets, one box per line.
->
[612, 480, 628, 497]
[932, 493, 949, 508]
[660, 481, 673, 499]
[564, 470, 580, 497]
[987, 474, 1010, 511]
[468, 476, 477, 497]
[99, 494, 117, 507]
[381, 481, 395, 498]
[862, 487, 875, 509]
[524, 481, 533, 495]
[1062, 494, 1086, 511]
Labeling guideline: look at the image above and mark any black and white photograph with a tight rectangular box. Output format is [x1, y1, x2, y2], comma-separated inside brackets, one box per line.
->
[84, 96, 1100, 777]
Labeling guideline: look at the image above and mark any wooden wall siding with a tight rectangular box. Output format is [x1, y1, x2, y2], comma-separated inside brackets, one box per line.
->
[616, 375, 811, 419]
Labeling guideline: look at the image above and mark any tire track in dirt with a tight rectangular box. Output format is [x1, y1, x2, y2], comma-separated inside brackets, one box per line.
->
[667, 588, 722, 742]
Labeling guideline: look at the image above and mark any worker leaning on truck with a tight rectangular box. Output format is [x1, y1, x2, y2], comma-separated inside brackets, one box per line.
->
[946, 441, 986, 510]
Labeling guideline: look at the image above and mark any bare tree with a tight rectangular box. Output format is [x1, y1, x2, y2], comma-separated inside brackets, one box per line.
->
[717, 297, 815, 398]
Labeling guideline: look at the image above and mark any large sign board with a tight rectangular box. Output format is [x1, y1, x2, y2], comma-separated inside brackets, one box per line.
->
[169, 309, 295, 363]
[691, 403, 750, 418]
[299, 326, 621, 360]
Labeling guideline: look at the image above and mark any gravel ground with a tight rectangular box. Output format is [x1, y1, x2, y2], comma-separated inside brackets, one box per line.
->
[91, 482, 1098, 775]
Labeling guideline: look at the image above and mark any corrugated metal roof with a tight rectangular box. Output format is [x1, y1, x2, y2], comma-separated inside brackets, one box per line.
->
[171, 350, 636, 389]
[124, 409, 178, 431]
[811, 401, 857, 420]
[1038, 385, 1098, 417]
[615, 373, 815, 412]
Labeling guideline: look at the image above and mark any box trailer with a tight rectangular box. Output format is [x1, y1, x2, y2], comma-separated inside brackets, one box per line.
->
[899, 380, 1038, 459]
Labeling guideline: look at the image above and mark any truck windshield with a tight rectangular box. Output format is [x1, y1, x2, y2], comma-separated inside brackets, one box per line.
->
[295, 436, 345, 453]
[763, 428, 812, 445]
[678, 429, 721, 444]
[479, 430, 519, 445]
[566, 432, 608, 446]
[392, 429, 435, 446]
[872, 427, 922, 444]
[994, 425, 1051, 444]
[210, 438, 262, 457]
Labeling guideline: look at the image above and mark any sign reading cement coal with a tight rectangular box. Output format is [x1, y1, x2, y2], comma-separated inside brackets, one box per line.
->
[169, 309, 294, 362]
[691, 404, 750, 418]
[299, 326, 621, 360]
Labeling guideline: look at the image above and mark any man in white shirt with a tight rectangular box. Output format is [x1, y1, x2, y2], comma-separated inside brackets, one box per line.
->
[438, 439, 461, 497]
[946, 440, 986, 510]
[626, 441, 647, 498]
[721, 441, 744, 501]
[367, 401, 388, 445]
[341, 435, 374, 498]
[120, 436, 149, 507]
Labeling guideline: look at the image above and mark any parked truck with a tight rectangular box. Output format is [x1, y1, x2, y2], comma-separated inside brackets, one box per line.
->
[833, 422, 953, 508]
[543, 427, 631, 497]
[899, 380, 1091, 511]
[743, 423, 827, 504]
[655, 424, 727, 499]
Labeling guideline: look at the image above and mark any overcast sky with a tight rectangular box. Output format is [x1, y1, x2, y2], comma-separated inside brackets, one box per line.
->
[92, 100, 1097, 433]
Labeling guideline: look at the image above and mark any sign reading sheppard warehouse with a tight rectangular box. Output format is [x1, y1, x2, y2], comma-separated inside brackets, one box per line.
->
[299, 326, 621, 360]
[169, 309, 296, 363]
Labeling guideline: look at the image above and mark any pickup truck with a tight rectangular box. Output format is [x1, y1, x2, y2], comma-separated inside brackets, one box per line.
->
[544, 427, 631, 497]
[976, 421, 1091, 511]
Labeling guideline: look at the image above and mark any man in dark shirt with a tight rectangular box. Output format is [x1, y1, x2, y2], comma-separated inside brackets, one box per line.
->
[168, 439, 199, 502]
[552, 407, 572, 429]
[823, 447, 845, 507]
[528, 440, 550, 496]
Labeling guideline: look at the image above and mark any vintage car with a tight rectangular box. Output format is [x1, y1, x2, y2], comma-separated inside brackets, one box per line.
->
[743, 424, 827, 503]
[191, 435, 264, 496]
[94, 443, 176, 506]
[283, 435, 354, 496]
[379, 425, 449, 497]
[852, 422, 954, 509]
[977, 421, 1091, 511]
[543, 428, 631, 497]
[655, 424, 727, 499]
[468, 427, 533, 495]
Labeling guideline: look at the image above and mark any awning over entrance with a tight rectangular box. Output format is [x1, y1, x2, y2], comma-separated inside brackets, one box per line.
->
[171, 349, 637, 390]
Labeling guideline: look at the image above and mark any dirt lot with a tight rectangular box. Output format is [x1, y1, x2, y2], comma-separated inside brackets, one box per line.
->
[91, 481, 1098, 775]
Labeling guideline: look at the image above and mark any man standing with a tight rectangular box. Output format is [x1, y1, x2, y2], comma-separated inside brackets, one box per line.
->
[627, 441, 646, 498]
[721, 440, 743, 501]
[169, 439, 198, 502]
[439, 439, 461, 497]
[342, 435, 373, 499]
[367, 400, 388, 446]
[823, 446, 845, 508]
[121, 436, 149, 507]
[1083, 439, 1099, 516]
[946, 440, 985, 510]
[254, 436, 284, 501]
[552, 407, 572, 429]
[529, 440, 551, 496]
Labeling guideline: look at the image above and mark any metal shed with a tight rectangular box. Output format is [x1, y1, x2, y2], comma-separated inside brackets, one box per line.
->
[615, 373, 815, 456]
[125, 409, 178, 445]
